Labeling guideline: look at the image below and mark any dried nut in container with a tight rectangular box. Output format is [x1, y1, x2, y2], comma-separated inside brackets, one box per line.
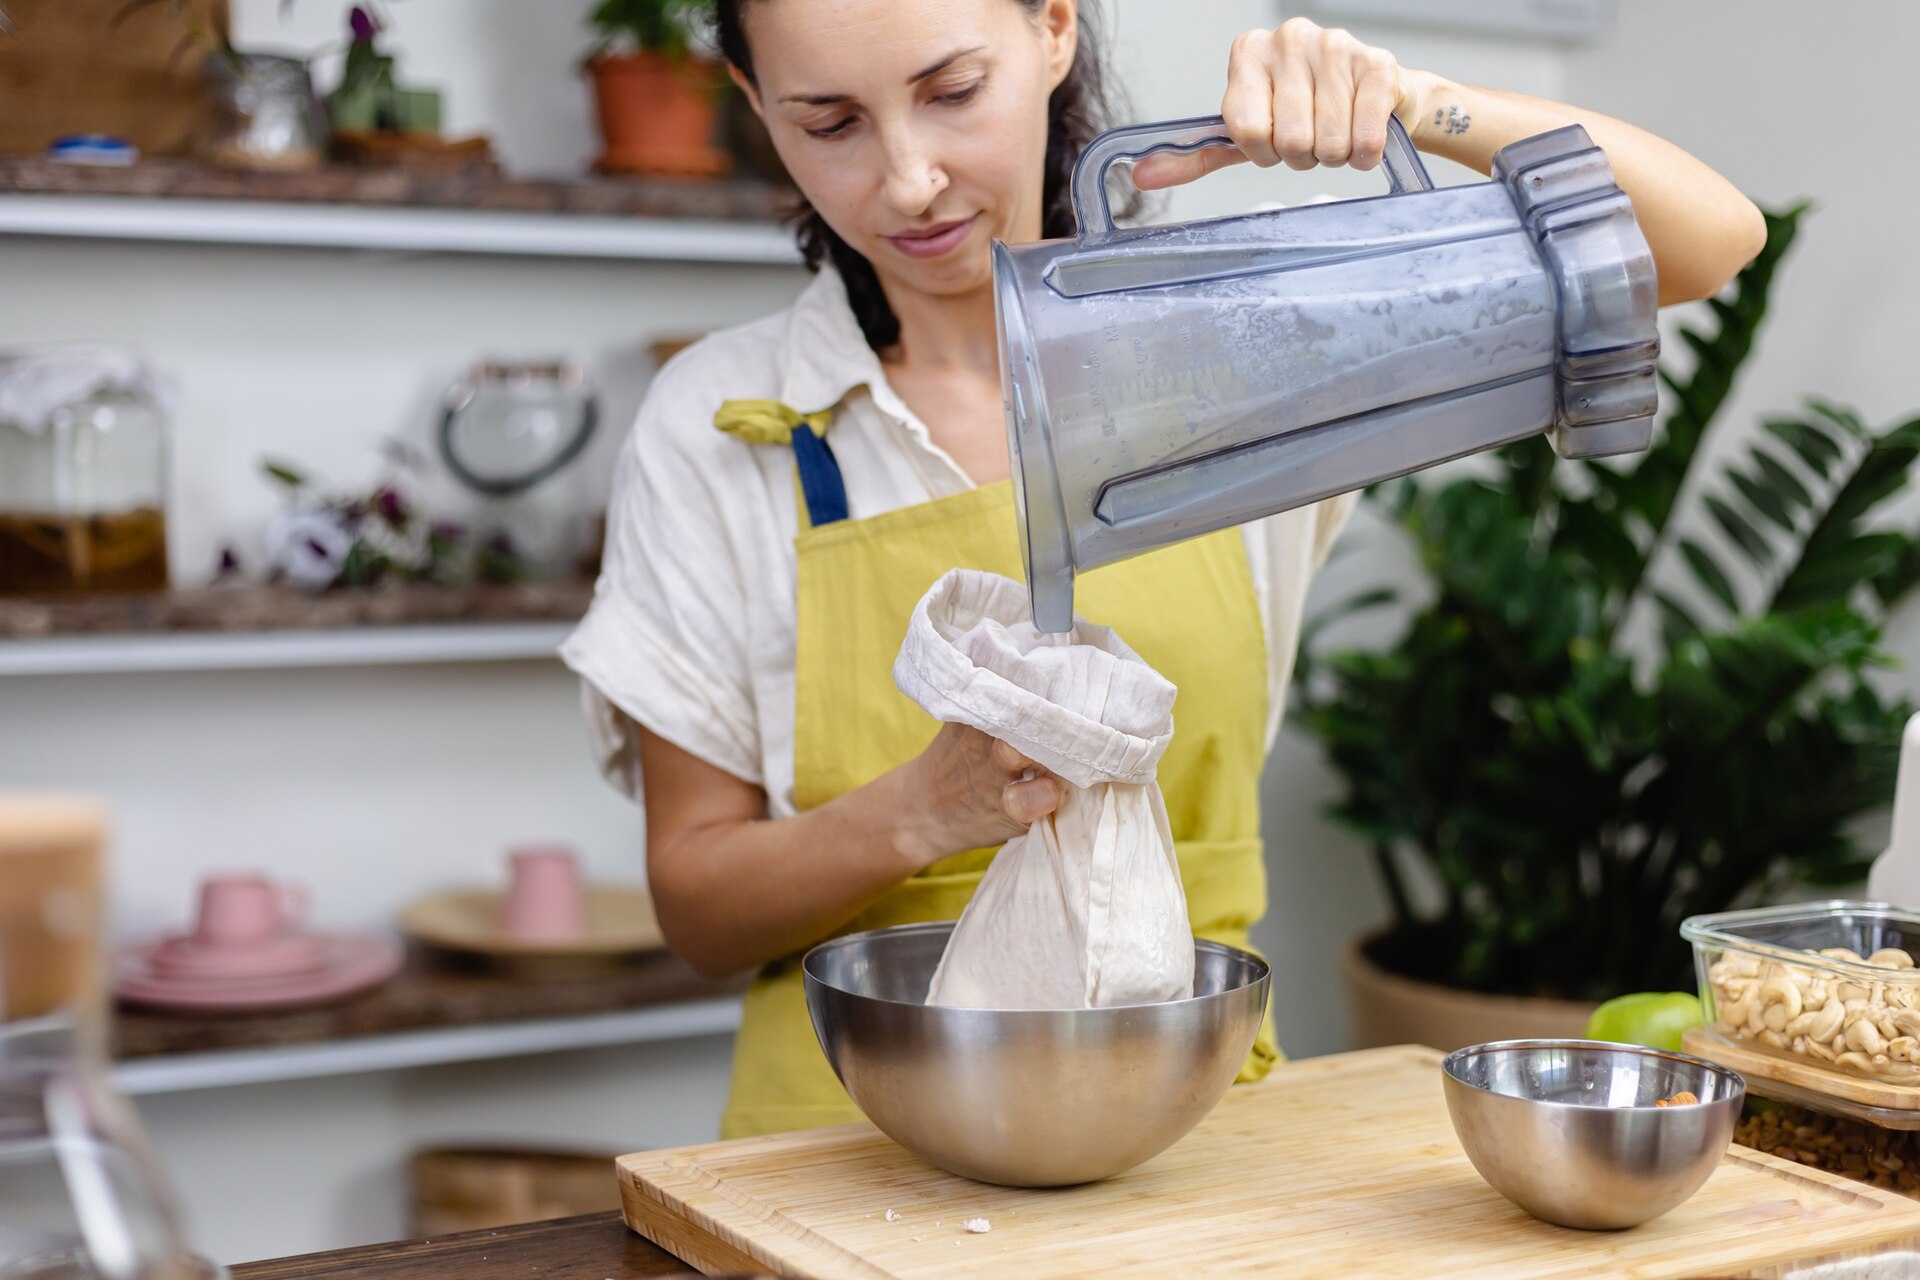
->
[1848, 1019, 1888, 1056]
[1707, 944, 1920, 1081]
[1736, 1101, 1920, 1196]
[1806, 999, 1847, 1044]
[1761, 975, 1804, 1022]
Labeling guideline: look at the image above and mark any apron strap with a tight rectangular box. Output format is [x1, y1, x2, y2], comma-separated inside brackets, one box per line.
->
[714, 398, 850, 529]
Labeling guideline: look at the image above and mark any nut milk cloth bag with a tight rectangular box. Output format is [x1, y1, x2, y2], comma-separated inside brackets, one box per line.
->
[892, 569, 1193, 1009]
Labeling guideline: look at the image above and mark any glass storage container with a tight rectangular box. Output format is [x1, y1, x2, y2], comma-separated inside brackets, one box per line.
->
[1683, 902, 1920, 1088]
[198, 52, 325, 172]
[1, 795, 219, 1279]
[0, 385, 170, 596]
[437, 361, 598, 580]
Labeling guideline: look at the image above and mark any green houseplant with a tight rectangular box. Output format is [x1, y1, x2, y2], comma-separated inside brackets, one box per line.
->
[1294, 205, 1920, 1045]
[584, 0, 728, 177]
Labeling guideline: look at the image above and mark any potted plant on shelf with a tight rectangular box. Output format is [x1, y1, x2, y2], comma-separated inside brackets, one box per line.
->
[584, 0, 728, 178]
[1293, 205, 1920, 1052]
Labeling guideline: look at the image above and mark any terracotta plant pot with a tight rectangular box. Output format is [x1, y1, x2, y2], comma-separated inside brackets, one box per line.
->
[586, 51, 729, 178]
[1342, 932, 1597, 1053]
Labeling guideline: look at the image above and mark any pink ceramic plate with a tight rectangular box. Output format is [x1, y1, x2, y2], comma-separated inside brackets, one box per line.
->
[114, 932, 405, 1010]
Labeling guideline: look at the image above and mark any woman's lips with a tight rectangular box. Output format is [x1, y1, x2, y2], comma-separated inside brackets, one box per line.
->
[885, 215, 977, 260]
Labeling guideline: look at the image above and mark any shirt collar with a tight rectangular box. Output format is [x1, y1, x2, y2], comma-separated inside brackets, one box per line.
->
[778, 268, 887, 415]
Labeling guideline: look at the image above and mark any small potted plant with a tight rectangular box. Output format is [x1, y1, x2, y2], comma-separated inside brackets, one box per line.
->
[584, 0, 728, 177]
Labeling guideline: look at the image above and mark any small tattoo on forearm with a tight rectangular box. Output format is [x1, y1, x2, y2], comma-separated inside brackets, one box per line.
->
[1433, 104, 1471, 135]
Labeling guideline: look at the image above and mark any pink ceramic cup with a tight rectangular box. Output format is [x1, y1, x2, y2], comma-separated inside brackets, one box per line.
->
[194, 874, 309, 946]
[502, 846, 587, 941]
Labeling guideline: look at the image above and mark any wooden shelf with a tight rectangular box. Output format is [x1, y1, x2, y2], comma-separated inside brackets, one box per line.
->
[112, 945, 746, 1095]
[0, 581, 591, 675]
[0, 157, 802, 263]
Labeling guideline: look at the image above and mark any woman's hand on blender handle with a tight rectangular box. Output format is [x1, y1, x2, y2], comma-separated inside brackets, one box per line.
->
[1132, 16, 1764, 302]
[891, 724, 1059, 870]
[1133, 18, 1430, 188]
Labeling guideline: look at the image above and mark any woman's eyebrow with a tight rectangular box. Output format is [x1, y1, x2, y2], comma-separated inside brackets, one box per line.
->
[779, 45, 988, 105]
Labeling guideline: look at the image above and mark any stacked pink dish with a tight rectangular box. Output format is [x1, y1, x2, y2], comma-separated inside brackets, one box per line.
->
[115, 874, 402, 1011]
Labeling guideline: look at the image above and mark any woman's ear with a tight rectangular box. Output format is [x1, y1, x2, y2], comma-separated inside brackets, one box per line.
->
[1041, 0, 1078, 91]
[728, 63, 764, 119]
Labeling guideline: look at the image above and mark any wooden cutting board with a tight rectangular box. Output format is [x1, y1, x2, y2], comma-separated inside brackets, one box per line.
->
[618, 1045, 1920, 1279]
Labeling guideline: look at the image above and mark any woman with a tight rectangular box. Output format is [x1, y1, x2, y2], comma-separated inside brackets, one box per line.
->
[562, 1, 1763, 1139]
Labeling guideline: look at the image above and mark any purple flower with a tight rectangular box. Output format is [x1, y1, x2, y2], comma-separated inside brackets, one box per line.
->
[373, 486, 409, 527]
[349, 6, 380, 42]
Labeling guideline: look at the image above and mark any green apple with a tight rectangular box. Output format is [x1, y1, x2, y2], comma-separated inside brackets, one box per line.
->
[1585, 991, 1704, 1053]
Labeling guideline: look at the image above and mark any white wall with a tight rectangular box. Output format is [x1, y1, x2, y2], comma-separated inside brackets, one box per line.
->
[20, 0, 1906, 1262]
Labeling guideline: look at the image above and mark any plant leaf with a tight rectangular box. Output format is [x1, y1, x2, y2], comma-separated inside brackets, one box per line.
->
[1729, 467, 1798, 533]
[1751, 448, 1814, 510]
[1680, 538, 1740, 613]
[1763, 416, 1844, 476]
[1705, 494, 1774, 566]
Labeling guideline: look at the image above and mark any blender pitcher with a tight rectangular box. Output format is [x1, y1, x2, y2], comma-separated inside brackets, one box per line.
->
[994, 116, 1659, 630]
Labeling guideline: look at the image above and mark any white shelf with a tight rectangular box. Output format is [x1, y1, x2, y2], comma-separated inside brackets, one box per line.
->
[0, 621, 570, 676]
[0, 194, 802, 263]
[112, 995, 743, 1095]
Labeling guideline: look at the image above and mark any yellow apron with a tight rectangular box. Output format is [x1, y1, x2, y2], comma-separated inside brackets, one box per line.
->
[714, 401, 1278, 1139]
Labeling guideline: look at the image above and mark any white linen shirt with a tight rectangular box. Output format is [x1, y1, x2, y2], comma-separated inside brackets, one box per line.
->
[559, 269, 1356, 818]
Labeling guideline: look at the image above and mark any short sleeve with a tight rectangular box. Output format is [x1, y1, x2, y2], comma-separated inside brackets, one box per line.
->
[560, 362, 764, 796]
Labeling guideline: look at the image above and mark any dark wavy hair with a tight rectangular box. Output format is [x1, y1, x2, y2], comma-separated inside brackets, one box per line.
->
[713, 0, 1130, 351]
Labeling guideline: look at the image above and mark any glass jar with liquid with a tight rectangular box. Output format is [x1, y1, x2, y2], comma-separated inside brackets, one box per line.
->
[0, 386, 170, 596]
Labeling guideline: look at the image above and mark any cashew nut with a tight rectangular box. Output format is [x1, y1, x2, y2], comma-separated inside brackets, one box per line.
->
[1848, 1019, 1889, 1056]
[1870, 948, 1917, 970]
[1761, 975, 1805, 1021]
[1805, 999, 1847, 1044]
[1838, 1050, 1878, 1074]
[1822, 948, 1867, 964]
[1758, 1029, 1788, 1049]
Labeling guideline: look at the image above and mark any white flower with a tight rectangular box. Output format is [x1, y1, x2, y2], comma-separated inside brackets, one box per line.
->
[267, 508, 354, 591]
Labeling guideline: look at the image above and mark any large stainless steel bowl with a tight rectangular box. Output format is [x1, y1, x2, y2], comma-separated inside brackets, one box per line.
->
[1441, 1039, 1745, 1230]
[802, 920, 1269, 1187]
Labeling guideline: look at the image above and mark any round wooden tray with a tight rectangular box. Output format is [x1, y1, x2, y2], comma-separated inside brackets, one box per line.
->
[401, 886, 663, 960]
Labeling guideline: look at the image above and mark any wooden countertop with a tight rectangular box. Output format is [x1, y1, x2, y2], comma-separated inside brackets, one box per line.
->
[231, 1212, 698, 1280]
[220, 1204, 1916, 1280]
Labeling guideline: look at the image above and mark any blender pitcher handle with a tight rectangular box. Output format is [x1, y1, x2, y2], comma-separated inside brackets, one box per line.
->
[1070, 113, 1434, 237]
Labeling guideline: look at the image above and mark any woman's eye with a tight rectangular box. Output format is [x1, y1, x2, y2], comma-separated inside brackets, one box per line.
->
[934, 82, 983, 106]
[806, 117, 857, 139]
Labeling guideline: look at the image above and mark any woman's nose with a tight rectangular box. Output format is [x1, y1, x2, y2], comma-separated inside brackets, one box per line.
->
[879, 127, 948, 217]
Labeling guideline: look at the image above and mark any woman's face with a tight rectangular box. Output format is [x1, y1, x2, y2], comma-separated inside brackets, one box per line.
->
[737, 0, 1077, 304]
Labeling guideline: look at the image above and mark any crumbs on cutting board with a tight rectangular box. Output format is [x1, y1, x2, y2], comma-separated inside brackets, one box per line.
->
[963, 1217, 991, 1233]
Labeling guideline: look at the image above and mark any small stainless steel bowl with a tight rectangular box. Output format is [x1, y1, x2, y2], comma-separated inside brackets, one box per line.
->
[803, 920, 1270, 1187]
[1441, 1039, 1746, 1230]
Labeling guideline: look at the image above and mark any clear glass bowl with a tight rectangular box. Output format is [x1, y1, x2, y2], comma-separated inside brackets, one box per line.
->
[1682, 902, 1920, 1088]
